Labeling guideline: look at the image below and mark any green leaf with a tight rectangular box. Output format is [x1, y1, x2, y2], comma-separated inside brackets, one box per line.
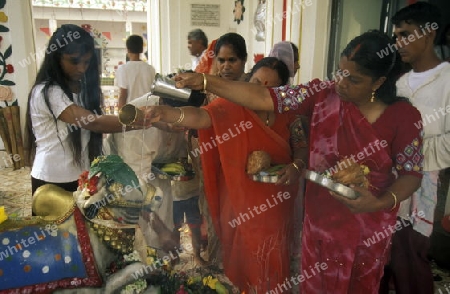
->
[0, 80, 15, 85]
[4, 45, 12, 60]
[0, 25, 9, 32]
[89, 155, 141, 192]
[0, 0, 6, 9]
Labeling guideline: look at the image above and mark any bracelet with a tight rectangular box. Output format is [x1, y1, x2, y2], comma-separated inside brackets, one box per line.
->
[291, 162, 301, 173]
[294, 158, 307, 168]
[173, 107, 185, 125]
[202, 73, 207, 93]
[387, 190, 398, 211]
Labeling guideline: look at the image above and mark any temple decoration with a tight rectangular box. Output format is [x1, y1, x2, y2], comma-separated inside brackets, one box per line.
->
[233, 0, 245, 24]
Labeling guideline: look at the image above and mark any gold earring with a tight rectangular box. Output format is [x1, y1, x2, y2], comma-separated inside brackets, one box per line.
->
[371, 91, 376, 103]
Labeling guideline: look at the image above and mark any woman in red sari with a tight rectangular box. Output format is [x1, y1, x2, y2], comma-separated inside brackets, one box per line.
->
[147, 56, 306, 292]
[172, 30, 424, 293]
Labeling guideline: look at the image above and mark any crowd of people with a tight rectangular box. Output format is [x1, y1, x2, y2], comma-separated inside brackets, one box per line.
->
[24, 1, 449, 293]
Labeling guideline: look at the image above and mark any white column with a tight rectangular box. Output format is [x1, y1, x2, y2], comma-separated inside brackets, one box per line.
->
[7, 0, 36, 148]
[298, 0, 332, 82]
[147, 0, 162, 73]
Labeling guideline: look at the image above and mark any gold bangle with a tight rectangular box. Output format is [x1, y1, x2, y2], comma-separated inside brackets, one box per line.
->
[173, 107, 185, 125]
[291, 162, 301, 173]
[295, 158, 307, 168]
[202, 73, 207, 92]
[387, 190, 398, 211]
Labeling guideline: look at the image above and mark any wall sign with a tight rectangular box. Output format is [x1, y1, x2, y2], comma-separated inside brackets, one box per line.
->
[191, 4, 220, 27]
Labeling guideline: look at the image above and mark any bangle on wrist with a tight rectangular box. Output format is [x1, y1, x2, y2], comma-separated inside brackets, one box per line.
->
[173, 107, 185, 125]
[294, 158, 307, 168]
[202, 73, 207, 93]
[291, 162, 301, 173]
[387, 190, 398, 211]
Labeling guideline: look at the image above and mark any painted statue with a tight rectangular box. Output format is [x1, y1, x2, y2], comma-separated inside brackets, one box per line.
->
[0, 155, 177, 293]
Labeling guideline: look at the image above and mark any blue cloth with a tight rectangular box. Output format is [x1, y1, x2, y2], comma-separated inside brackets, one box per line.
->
[0, 223, 86, 290]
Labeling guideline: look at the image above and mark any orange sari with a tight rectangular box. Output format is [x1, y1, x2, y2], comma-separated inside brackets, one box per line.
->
[198, 98, 299, 292]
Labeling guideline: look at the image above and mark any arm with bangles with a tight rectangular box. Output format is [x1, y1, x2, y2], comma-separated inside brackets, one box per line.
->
[58, 104, 145, 133]
[342, 174, 422, 214]
[276, 116, 309, 185]
[175, 73, 275, 111]
[145, 105, 212, 130]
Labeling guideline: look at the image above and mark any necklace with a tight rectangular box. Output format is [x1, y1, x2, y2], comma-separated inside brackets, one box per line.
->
[266, 112, 270, 126]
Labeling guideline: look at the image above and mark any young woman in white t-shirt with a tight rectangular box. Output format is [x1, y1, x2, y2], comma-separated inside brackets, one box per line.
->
[25, 24, 148, 196]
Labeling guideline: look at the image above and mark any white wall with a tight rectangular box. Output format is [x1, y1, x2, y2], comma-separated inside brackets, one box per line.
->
[29, 1, 333, 81]
[338, 0, 383, 53]
[159, 0, 236, 75]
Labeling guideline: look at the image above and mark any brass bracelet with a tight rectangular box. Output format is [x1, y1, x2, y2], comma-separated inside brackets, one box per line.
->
[202, 73, 207, 92]
[173, 107, 185, 125]
[387, 190, 398, 211]
[291, 162, 301, 173]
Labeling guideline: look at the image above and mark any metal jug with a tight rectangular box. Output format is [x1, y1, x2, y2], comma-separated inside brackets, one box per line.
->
[151, 74, 206, 107]
[151, 73, 191, 102]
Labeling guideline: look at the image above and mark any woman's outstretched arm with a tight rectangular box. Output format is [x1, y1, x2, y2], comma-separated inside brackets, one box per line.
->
[174, 73, 275, 111]
[145, 105, 212, 130]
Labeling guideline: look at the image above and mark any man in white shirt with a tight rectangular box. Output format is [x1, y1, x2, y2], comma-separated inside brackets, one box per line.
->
[187, 29, 208, 71]
[115, 35, 156, 108]
[379, 3, 450, 294]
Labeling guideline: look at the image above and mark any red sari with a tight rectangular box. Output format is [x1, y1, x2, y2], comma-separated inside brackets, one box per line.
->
[269, 82, 423, 293]
[198, 98, 299, 292]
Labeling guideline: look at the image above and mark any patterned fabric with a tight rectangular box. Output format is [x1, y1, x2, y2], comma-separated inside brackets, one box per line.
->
[0, 208, 102, 293]
[269, 81, 424, 293]
[395, 136, 423, 173]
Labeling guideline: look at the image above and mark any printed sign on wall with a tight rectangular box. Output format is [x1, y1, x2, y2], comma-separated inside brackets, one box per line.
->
[191, 4, 220, 27]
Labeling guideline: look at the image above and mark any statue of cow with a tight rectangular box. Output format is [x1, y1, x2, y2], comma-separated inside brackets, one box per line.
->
[0, 155, 178, 294]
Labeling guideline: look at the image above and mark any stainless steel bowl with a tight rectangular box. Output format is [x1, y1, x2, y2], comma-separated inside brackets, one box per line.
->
[304, 170, 359, 199]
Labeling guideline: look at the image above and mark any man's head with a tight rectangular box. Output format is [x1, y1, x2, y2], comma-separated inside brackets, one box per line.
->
[126, 35, 144, 54]
[187, 29, 208, 57]
[392, 2, 441, 65]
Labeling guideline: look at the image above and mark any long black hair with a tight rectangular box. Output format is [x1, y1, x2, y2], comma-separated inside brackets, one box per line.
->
[341, 30, 404, 105]
[25, 24, 102, 167]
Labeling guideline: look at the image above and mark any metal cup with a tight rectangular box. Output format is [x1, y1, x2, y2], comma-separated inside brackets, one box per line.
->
[151, 73, 192, 102]
[118, 104, 144, 126]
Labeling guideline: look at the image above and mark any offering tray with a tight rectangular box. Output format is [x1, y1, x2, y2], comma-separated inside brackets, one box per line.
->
[151, 163, 195, 181]
[304, 170, 359, 199]
[249, 164, 285, 184]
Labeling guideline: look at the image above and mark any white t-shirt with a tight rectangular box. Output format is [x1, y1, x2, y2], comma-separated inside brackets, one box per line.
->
[408, 62, 448, 92]
[115, 61, 156, 102]
[30, 84, 90, 182]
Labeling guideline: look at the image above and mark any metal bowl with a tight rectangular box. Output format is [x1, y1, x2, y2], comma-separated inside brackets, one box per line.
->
[304, 170, 359, 199]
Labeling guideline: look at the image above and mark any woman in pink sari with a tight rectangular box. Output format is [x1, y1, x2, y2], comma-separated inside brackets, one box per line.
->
[173, 30, 424, 293]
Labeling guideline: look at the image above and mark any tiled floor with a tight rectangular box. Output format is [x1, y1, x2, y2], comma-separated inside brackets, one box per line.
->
[0, 165, 449, 293]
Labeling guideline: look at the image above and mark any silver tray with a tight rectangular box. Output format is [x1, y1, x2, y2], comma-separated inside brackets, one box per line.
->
[250, 174, 280, 183]
[304, 170, 359, 199]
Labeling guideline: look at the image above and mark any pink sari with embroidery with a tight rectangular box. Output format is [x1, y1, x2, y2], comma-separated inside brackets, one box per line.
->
[269, 81, 423, 293]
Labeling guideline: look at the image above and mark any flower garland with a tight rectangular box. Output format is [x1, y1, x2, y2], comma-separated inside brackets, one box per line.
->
[77, 170, 99, 196]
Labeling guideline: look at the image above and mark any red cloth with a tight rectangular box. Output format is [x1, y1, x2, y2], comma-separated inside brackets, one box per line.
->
[269, 82, 424, 293]
[195, 39, 217, 74]
[198, 98, 299, 292]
